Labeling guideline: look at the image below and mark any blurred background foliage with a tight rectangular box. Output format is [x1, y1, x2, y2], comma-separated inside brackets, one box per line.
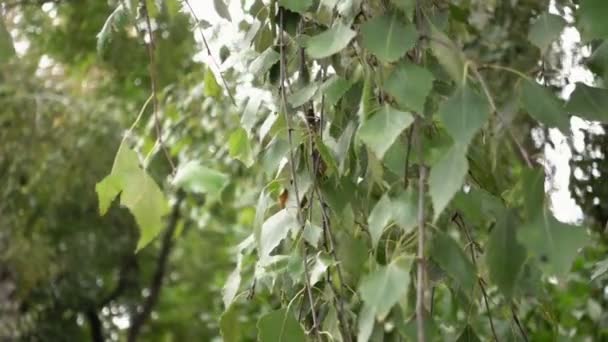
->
[1, 0, 608, 341]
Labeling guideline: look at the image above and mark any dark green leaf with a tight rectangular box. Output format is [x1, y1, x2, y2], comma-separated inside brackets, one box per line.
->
[359, 257, 412, 319]
[214, 0, 232, 21]
[485, 211, 526, 299]
[305, 23, 357, 59]
[257, 308, 306, 342]
[566, 83, 608, 122]
[578, 0, 608, 41]
[518, 208, 589, 276]
[431, 229, 477, 297]
[429, 27, 466, 82]
[456, 325, 481, 342]
[437, 84, 490, 146]
[429, 144, 468, 222]
[385, 62, 435, 113]
[528, 13, 566, 53]
[359, 104, 414, 159]
[360, 14, 417, 63]
[220, 306, 242, 342]
[520, 80, 569, 131]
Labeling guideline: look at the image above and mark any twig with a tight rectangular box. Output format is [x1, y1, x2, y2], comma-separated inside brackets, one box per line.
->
[140, 0, 176, 173]
[182, 0, 236, 106]
[277, 8, 319, 339]
[127, 193, 184, 342]
[415, 120, 427, 342]
[470, 66, 534, 168]
[511, 305, 529, 342]
[479, 280, 499, 341]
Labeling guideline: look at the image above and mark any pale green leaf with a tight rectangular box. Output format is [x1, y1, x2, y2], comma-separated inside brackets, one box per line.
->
[437, 84, 490, 146]
[278, 0, 313, 13]
[259, 209, 298, 259]
[250, 47, 280, 76]
[360, 14, 417, 63]
[172, 161, 229, 198]
[288, 83, 318, 107]
[368, 194, 393, 250]
[429, 27, 466, 82]
[357, 304, 375, 342]
[385, 62, 434, 113]
[262, 138, 289, 175]
[528, 13, 566, 53]
[359, 105, 414, 159]
[222, 257, 242, 308]
[391, 189, 418, 233]
[322, 307, 343, 342]
[204, 69, 221, 98]
[305, 23, 357, 59]
[429, 144, 468, 222]
[520, 80, 569, 131]
[518, 208, 589, 277]
[578, 0, 608, 41]
[485, 211, 526, 299]
[303, 222, 323, 248]
[314, 135, 339, 175]
[318, 75, 353, 107]
[431, 229, 476, 297]
[359, 258, 412, 319]
[257, 308, 306, 342]
[220, 306, 242, 342]
[565, 83, 608, 122]
[591, 259, 608, 280]
[213, 0, 232, 21]
[95, 144, 169, 251]
[241, 95, 263, 134]
[228, 127, 254, 167]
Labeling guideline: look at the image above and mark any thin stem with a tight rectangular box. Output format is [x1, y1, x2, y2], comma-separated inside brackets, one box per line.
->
[415, 120, 427, 342]
[140, 0, 176, 173]
[470, 65, 534, 168]
[182, 0, 236, 106]
[511, 305, 529, 342]
[278, 8, 319, 339]
[479, 280, 499, 341]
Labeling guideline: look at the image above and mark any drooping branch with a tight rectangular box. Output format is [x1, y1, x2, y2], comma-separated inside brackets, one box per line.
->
[127, 193, 184, 342]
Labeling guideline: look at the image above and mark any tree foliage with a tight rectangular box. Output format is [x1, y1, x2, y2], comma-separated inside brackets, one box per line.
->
[2, 0, 608, 341]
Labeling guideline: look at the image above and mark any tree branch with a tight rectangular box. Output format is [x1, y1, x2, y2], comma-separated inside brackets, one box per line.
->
[127, 193, 184, 342]
[85, 308, 104, 342]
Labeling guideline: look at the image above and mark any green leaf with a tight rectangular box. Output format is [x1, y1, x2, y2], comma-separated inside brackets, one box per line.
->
[278, 0, 313, 13]
[430, 229, 477, 297]
[437, 84, 490, 146]
[257, 308, 306, 342]
[391, 189, 418, 233]
[357, 304, 375, 342]
[303, 222, 323, 248]
[259, 209, 298, 259]
[222, 256, 242, 308]
[520, 168, 545, 220]
[368, 194, 393, 250]
[262, 138, 289, 175]
[250, 48, 280, 76]
[305, 23, 357, 59]
[429, 144, 468, 222]
[314, 135, 339, 175]
[359, 258, 412, 319]
[359, 105, 414, 159]
[591, 259, 608, 280]
[288, 83, 318, 107]
[96, 144, 169, 251]
[172, 161, 229, 198]
[520, 80, 569, 131]
[385, 62, 434, 113]
[429, 27, 466, 82]
[578, 0, 608, 41]
[228, 127, 254, 167]
[565, 83, 608, 122]
[318, 75, 353, 107]
[0, 17, 15, 64]
[96, 4, 129, 55]
[360, 14, 417, 63]
[204, 69, 221, 98]
[528, 13, 566, 53]
[213, 0, 232, 21]
[220, 306, 242, 342]
[241, 95, 263, 134]
[485, 211, 526, 299]
[518, 209, 589, 277]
